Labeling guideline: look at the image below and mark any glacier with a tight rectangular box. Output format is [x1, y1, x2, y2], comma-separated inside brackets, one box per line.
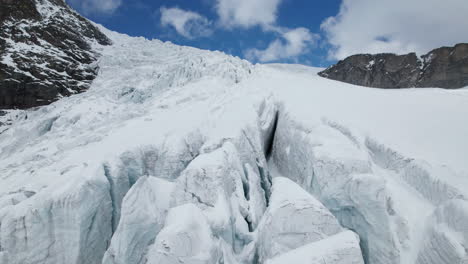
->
[1, 24, 468, 264]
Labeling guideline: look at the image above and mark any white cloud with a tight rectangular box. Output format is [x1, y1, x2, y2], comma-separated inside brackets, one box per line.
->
[215, 0, 318, 62]
[160, 7, 212, 39]
[68, 0, 122, 14]
[216, 0, 283, 28]
[322, 0, 468, 60]
[245, 27, 319, 62]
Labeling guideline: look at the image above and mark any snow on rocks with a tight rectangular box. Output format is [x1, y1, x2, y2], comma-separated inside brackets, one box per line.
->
[0, 0, 111, 109]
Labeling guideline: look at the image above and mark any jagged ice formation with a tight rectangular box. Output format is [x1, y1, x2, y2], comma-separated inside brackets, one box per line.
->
[1, 9, 468, 264]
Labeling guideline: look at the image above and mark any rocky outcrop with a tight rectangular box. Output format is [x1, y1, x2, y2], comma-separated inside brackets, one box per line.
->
[418, 44, 468, 88]
[0, 0, 111, 109]
[319, 43, 468, 89]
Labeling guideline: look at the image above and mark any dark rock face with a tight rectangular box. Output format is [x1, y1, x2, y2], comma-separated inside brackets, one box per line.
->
[0, 0, 111, 109]
[319, 44, 468, 89]
[418, 44, 468, 88]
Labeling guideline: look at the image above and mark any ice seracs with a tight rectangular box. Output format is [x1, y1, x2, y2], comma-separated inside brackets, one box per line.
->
[266, 231, 364, 264]
[0, 164, 112, 264]
[145, 204, 220, 264]
[102, 176, 175, 264]
[272, 112, 400, 264]
[256, 177, 362, 263]
[1, 9, 468, 264]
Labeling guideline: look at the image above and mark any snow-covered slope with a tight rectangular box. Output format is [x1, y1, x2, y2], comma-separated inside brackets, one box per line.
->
[1, 26, 468, 264]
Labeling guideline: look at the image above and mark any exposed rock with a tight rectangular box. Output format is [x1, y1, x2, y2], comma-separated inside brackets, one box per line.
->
[319, 43, 468, 89]
[419, 44, 468, 88]
[0, 0, 111, 109]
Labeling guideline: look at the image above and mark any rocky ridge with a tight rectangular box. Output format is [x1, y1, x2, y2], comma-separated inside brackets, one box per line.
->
[319, 43, 468, 89]
[0, 0, 111, 109]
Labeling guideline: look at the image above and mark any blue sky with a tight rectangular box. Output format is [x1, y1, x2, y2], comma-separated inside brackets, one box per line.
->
[67, 0, 468, 67]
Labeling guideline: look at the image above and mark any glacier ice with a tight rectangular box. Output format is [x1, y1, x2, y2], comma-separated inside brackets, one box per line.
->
[265, 231, 364, 264]
[1, 20, 468, 264]
[256, 177, 344, 262]
[102, 176, 175, 264]
[145, 204, 220, 264]
[416, 199, 468, 264]
[272, 113, 399, 264]
[0, 165, 112, 264]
